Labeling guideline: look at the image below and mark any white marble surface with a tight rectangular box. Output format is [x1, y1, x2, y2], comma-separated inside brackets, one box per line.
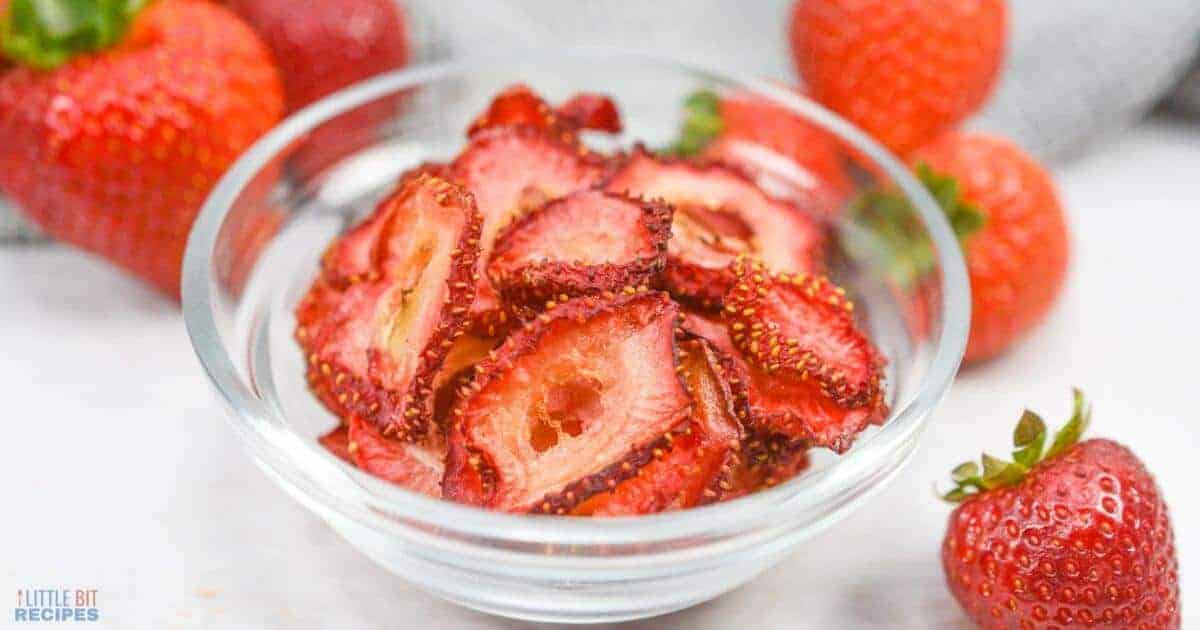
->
[1, 118, 1198, 629]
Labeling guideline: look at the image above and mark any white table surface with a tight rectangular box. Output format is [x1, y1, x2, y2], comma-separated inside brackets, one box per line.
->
[2, 117, 1198, 629]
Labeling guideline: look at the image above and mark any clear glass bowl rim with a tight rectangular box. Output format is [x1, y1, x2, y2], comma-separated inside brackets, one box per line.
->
[181, 48, 970, 550]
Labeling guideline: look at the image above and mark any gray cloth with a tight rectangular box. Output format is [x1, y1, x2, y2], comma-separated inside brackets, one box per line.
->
[972, 0, 1200, 161]
[1166, 56, 1200, 115]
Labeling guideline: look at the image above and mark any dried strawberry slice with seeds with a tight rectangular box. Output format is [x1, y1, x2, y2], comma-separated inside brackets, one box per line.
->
[488, 190, 672, 307]
[723, 257, 887, 452]
[442, 291, 692, 513]
[295, 174, 483, 441]
[575, 338, 743, 516]
[467, 84, 622, 139]
[347, 415, 445, 496]
[719, 432, 811, 501]
[319, 425, 354, 464]
[451, 126, 609, 322]
[604, 149, 824, 309]
[556, 93, 622, 134]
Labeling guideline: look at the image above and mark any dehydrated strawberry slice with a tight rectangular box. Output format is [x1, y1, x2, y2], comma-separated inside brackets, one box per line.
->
[430, 333, 499, 429]
[347, 416, 444, 497]
[451, 126, 609, 321]
[556, 93, 622, 134]
[680, 309, 740, 365]
[467, 84, 622, 138]
[575, 338, 742, 516]
[295, 174, 483, 441]
[442, 291, 692, 513]
[720, 432, 811, 501]
[723, 257, 887, 452]
[318, 425, 354, 464]
[604, 149, 824, 308]
[488, 190, 671, 306]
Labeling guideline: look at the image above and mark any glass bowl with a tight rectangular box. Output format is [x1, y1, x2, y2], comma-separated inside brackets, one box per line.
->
[181, 50, 969, 624]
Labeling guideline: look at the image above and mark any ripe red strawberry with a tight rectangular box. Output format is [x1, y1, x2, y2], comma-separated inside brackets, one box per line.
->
[671, 89, 851, 218]
[913, 132, 1069, 363]
[0, 0, 284, 296]
[789, 0, 1007, 156]
[227, 0, 407, 173]
[941, 392, 1179, 628]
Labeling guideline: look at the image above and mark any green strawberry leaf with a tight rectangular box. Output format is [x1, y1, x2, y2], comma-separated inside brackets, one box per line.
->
[951, 461, 980, 484]
[940, 391, 1093, 504]
[1045, 388, 1091, 459]
[666, 89, 724, 157]
[1011, 410, 1047, 468]
[914, 163, 986, 246]
[980, 453, 1027, 489]
[849, 162, 987, 291]
[1, 0, 148, 70]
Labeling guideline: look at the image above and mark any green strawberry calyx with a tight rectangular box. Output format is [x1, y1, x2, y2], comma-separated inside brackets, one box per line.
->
[850, 163, 987, 290]
[942, 389, 1092, 503]
[666, 89, 725, 157]
[1, 0, 150, 70]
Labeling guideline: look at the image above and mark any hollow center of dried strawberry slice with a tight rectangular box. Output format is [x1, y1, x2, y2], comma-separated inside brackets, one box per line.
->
[574, 339, 742, 516]
[529, 376, 602, 452]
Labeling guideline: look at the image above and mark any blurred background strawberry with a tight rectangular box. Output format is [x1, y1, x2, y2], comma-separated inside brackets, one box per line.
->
[227, 0, 410, 175]
[789, 0, 1007, 157]
[0, 0, 284, 295]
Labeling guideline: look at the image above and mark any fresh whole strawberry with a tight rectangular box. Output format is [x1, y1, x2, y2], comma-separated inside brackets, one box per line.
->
[0, 0, 284, 296]
[913, 132, 1069, 363]
[671, 89, 851, 218]
[853, 131, 1068, 363]
[790, 0, 1007, 156]
[941, 392, 1179, 628]
[228, 0, 408, 173]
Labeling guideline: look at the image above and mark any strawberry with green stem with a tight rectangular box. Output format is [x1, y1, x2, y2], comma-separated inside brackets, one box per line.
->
[0, 0, 284, 296]
[670, 89, 851, 219]
[852, 132, 1068, 363]
[941, 391, 1179, 628]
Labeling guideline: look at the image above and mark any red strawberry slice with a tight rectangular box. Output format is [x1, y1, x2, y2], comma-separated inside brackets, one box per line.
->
[429, 333, 499, 430]
[318, 425, 354, 463]
[556, 93, 622, 133]
[575, 338, 743, 516]
[467, 84, 622, 138]
[604, 149, 824, 308]
[442, 291, 692, 513]
[488, 190, 672, 307]
[451, 126, 609, 321]
[347, 415, 444, 496]
[295, 174, 483, 441]
[720, 432, 811, 501]
[724, 257, 887, 452]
